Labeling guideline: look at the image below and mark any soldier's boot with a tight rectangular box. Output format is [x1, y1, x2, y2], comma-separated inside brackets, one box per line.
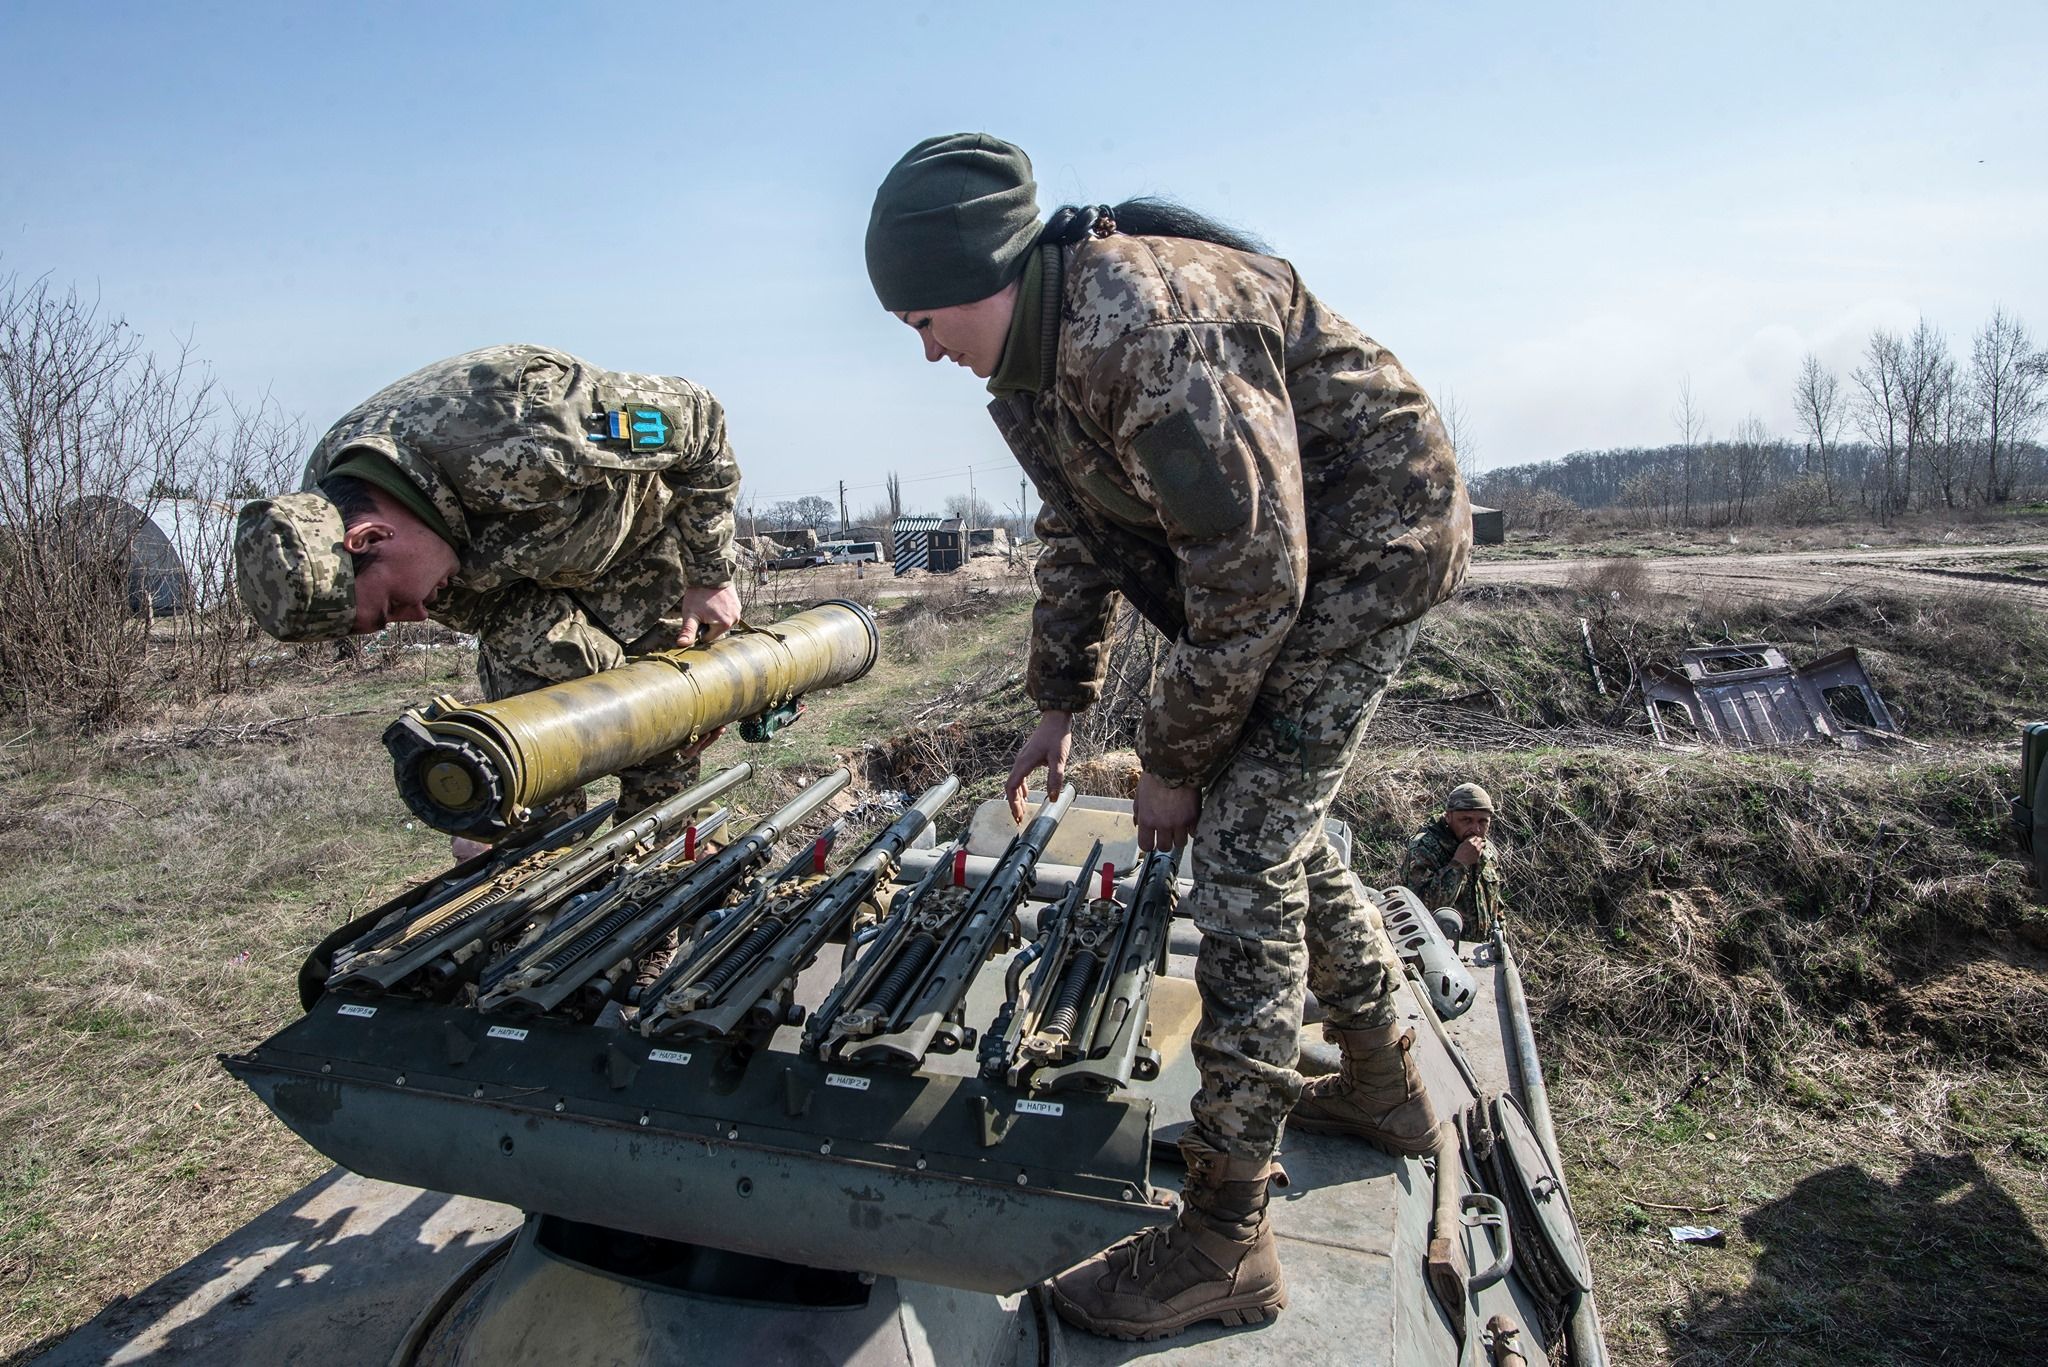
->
[1048, 1135, 1286, 1341]
[1287, 1021, 1443, 1156]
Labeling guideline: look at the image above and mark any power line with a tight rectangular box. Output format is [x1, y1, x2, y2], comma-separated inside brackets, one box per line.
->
[740, 459, 1020, 507]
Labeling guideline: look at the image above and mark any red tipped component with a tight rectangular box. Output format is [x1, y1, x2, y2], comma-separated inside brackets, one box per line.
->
[813, 836, 829, 874]
[684, 825, 698, 861]
[953, 847, 968, 887]
[1101, 863, 1115, 899]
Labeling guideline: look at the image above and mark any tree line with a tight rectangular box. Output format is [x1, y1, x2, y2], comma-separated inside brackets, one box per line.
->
[746, 484, 1029, 541]
[1472, 309, 2048, 529]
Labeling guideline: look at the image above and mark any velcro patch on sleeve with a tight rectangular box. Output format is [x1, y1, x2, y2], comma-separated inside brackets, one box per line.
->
[1130, 410, 1250, 541]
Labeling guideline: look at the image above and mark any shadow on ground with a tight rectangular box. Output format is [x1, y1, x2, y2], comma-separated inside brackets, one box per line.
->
[14, 1168, 517, 1367]
[1669, 1150, 2048, 1366]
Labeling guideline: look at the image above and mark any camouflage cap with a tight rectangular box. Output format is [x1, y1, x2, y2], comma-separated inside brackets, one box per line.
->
[233, 493, 356, 641]
[1446, 782, 1496, 813]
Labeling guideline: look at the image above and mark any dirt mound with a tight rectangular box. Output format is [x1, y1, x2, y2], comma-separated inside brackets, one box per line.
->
[1340, 746, 2044, 1074]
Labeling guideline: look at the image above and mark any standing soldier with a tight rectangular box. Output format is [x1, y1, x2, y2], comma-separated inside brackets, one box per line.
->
[864, 133, 1472, 1340]
[1401, 783, 1506, 942]
[233, 344, 742, 854]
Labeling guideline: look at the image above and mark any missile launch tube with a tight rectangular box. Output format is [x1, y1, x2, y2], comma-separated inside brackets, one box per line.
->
[383, 600, 879, 835]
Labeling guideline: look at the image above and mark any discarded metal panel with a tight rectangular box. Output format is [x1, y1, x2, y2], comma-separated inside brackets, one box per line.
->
[1642, 642, 1899, 750]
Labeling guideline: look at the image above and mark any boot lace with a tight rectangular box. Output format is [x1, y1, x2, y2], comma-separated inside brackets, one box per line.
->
[1110, 1223, 1182, 1287]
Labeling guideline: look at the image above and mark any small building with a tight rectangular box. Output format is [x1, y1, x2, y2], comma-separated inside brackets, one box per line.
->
[59, 495, 241, 615]
[890, 516, 940, 574]
[892, 516, 968, 574]
[1469, 504, 1505, 546]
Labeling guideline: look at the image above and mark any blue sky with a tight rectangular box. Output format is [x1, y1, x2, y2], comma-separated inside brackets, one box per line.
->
[3, 1, 2041, 515]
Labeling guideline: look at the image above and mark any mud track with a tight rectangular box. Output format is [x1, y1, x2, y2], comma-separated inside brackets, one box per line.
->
[1470, 542, 2048, 609]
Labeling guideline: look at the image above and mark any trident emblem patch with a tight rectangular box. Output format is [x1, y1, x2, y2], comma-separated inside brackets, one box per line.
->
[596, 406, 676, 451]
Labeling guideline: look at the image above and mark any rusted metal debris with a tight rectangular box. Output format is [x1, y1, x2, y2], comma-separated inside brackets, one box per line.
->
[1642, 643, 1901, 749]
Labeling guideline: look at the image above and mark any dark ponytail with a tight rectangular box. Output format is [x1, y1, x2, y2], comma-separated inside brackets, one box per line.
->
[1040, 197, 1269, 255]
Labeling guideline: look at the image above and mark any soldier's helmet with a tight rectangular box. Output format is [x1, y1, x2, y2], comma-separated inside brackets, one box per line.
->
[234, 493, 356, 642]
[1445, 782, 1496, 814]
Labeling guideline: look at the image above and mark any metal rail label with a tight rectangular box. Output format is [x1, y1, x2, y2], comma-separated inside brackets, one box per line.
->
[1016, 1099, 1064, 1117]
[487, 1026, 529, 1042]
[649, 1049, 693, 1065]
[826, 1073, 871, 1091]
[337, 1004, 377, 1019]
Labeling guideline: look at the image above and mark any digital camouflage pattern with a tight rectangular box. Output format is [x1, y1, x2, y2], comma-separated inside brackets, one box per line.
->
[291, 344, 741, 813]
[1185, 621, 1420, 1160]
[1400, 818, 1505, 941]
[232, 492, 355, 642]
[982, 232, 1467, 1162]
[988, 234, 1472, 789]
[304, 344, 740, 646]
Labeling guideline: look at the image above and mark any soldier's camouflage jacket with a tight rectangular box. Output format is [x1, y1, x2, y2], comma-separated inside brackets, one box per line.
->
[1399, 818, 1504, 940]
[988, 236, 1471, 788]
[304, 344, 739, 650]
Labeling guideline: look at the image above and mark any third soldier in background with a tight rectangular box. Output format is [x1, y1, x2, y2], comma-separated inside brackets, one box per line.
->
[1401, 782, 1506, 943]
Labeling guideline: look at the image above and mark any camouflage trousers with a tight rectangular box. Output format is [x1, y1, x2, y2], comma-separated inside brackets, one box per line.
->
[475, 587, 703, 820]
[1186, 620, 1421, 1161]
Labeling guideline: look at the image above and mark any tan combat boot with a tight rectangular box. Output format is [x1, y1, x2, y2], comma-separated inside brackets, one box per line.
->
[1287, 1020, 1443, 1156]
[1048, 1134, 1286, 1341]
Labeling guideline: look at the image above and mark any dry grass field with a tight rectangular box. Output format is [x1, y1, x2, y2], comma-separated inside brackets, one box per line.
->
[4, 576, 2046, 1365]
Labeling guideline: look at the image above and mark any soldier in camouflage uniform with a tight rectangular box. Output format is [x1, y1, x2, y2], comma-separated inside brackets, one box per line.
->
[233, 344, 742, 848]
[1402, 782, 1506, 942]
[866, 134, 1472, 1341]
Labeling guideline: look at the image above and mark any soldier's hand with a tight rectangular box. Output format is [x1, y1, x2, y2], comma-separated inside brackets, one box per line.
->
[680, 726, 725, 759]
[1134, 773, 1200, 853]
[1453, 836, 1487, 867]
[677, 583, 741, 647]
[452, 835, 491, 863]
[1005, 711, 1073, 824]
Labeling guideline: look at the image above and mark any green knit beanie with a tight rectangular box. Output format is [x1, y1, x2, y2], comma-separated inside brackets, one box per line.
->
[866, 133, 1042, 312]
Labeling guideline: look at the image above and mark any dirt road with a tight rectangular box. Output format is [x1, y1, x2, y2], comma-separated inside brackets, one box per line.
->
[752, 543, 2048, 612]
[1469, 542, 2048, 609]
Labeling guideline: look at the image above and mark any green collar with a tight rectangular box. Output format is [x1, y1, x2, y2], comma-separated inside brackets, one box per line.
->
[987, 243, 1062, 396]
[325, 449, 458, 548]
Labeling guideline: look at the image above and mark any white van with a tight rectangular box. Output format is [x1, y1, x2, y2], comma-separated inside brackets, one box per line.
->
[818, 540, 884, 564]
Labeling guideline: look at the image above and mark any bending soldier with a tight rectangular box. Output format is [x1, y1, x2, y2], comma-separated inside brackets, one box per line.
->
[864, 134, 1471, 1341]
[233, 344, 743, 853]
[1401, 782, 1506, 942]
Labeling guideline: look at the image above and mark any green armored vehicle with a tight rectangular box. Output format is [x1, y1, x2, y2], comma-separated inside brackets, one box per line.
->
[2019, 723, 2048, 895]
[41, 619, 1605, 1367]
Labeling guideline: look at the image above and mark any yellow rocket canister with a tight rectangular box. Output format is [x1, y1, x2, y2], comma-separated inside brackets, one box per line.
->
[383, 600, 880, 835]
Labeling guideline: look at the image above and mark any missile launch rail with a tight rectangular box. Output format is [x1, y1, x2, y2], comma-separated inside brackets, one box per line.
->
[199, 775, 1603, 1367]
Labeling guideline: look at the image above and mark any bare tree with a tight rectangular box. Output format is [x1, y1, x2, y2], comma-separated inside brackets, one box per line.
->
[1728, 416, 1773, 524]
[1922, 363, 1970, 509]
[1898, 319, 1953, 509]
[0, 273, 300, 724]
[1852, 329, 1909, 522]
[762, 495, 835, 531]
[885, 470, 903, 522]
[1969, 308, 2045, 503]
[1792, 353, 1843, 505]
[1439, 387, 1478, 475]
[0, 276, 212, 725]
[943, 492, 998, 527]
[1673, 377, 1705, 525]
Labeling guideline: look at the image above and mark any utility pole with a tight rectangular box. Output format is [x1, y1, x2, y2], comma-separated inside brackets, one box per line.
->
[967, 466, 977, 528]
[1019, 476, 1028, 535]
[838, 480, 847, 537]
